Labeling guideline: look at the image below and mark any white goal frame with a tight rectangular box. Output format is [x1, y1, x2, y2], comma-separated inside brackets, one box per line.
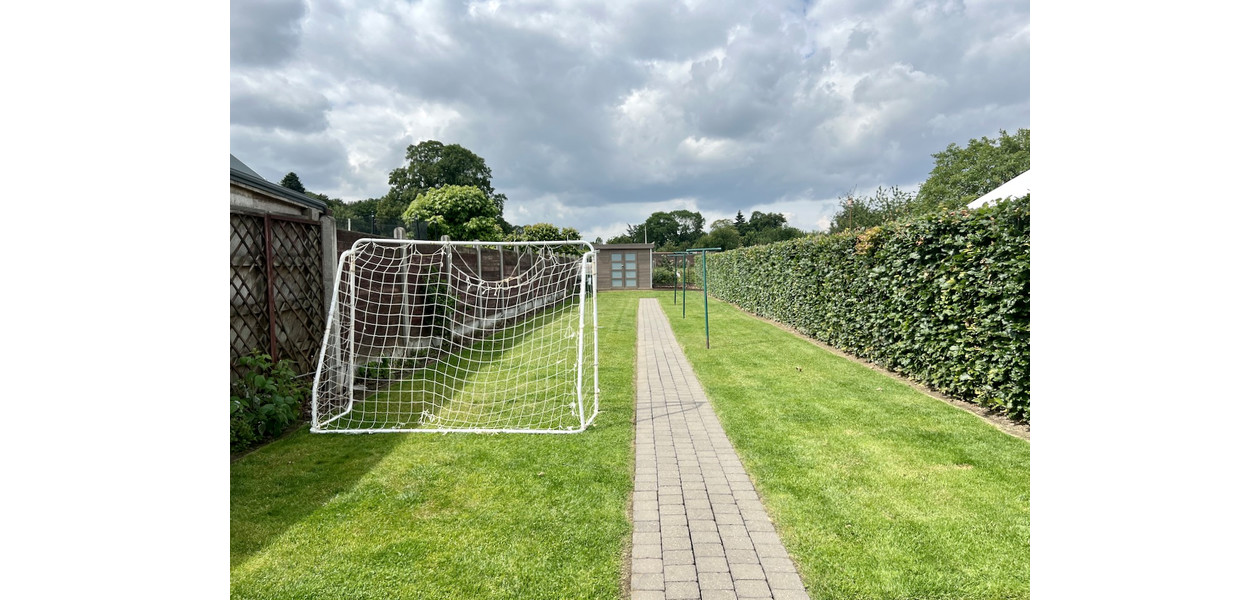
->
[311, 238, 599, 434]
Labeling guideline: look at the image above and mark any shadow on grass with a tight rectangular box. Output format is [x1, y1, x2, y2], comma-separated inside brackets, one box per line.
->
[230, 429, 406, 567]
[232, 302, 587, 568]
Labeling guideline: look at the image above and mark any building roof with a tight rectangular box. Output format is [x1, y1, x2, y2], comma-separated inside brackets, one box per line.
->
[968, 169, 1031, 209]
[230, 154, 327, 213]
[595, 243, 655, 250]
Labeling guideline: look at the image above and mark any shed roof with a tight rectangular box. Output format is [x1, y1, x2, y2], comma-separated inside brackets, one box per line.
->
[230, 154, 327, 213]
[594, 243, 654, 250]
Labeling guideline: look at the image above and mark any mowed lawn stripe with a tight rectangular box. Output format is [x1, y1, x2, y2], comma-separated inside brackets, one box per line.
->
[658, 291, 1029, 600]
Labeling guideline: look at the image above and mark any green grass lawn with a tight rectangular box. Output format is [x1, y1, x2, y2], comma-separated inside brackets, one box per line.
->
[655, 290, 1030, 600]
[323, 299, 596, 432]
[230, 293, 638, 599]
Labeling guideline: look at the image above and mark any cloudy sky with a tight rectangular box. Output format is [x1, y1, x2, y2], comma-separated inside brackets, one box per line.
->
[230, 0, 1029, 240]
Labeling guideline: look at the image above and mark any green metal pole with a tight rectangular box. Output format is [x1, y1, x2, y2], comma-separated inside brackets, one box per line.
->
[684, 248, 721, 348]
[703, 251, 710, 349]
[682, 258, 687, 318]
[673, 255, 678, 304]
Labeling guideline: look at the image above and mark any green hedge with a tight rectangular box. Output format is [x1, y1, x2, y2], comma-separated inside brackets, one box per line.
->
[706, 196, 1030, 421]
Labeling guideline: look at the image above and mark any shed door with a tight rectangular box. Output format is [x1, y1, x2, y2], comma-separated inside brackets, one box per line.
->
[609, 252, 638, 289]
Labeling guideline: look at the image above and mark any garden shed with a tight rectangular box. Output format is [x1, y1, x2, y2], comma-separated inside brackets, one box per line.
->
[594, 243, 652, 290]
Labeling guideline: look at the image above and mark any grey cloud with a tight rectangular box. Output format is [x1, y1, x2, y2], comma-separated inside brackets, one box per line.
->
[229, 0, 1028, 239]
[230, 125, 350, 193]
[231, 0, 308, 67]
[230, 74, 331, 133]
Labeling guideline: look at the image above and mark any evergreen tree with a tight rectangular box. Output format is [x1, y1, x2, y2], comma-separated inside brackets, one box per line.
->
[279, 172, 306, 194]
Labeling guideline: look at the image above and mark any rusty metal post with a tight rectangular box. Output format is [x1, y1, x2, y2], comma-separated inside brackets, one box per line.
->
[264, 215, 279, 359]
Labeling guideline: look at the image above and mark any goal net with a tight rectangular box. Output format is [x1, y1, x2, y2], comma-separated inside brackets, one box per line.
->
[311, 239, 599, 433]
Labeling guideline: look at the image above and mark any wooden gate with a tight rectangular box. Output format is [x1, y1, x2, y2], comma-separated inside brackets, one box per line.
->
[230, 211, 325, 380]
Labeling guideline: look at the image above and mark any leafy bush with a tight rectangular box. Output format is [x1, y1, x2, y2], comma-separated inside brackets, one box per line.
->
[706, 196, 1030, 421]
[230, 352, 306, 452]
[652, 265, 697, 288]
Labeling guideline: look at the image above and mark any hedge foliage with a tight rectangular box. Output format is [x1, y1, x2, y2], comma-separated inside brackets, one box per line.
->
[706, 196, 1029, 421]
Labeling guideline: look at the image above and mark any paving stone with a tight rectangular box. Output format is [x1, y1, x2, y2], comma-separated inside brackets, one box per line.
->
[724, 549, 759, 564]
[772, 590, 811, 600]
[633, 543, 663, 559]
[663, 536, 692, 551]
[766, 570, 806, 591]
[733, 579, 772, 597]
[631, 573, 665, 591]
[697, 571, 734, 590]
[692, 543, 725, 557]
[631, 299, 811, 600]
[661, 514, 689, 526]
[633, 558, 664, 574]
[664, 581, 700, 599]
[633, 531, 661, 547]
[759, 557, 798, 573]
[690, 530, 721, 545]
[635, 520, 661, 533]
[663, 550, 695, 566]
[728, 562, 765, 580]
[664, 563, 698, 582]
[630, 591, 666, 600]
[662, 524, 690, 538]
[699, 590, 735, 600]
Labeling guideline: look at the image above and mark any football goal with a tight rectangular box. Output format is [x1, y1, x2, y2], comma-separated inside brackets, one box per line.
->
[311, 238, 598, 433]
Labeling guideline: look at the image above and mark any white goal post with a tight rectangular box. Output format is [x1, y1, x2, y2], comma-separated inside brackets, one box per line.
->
[311, 238, 599, 434]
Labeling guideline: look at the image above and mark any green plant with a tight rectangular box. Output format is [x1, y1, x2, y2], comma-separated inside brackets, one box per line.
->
[706, 196, 1030, 421]
[230, 352, 306, 452]
[357, 358, 395, 380]
[652, 265, 696, 287]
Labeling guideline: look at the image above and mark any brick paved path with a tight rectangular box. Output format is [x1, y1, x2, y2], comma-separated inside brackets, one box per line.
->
[631, 299, 810, 600]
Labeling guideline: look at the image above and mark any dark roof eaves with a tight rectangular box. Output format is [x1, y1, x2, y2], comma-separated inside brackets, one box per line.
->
[230, 168, 327, 213]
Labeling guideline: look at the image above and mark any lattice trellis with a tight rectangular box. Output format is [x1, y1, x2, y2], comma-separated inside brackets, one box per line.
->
[270, 219, 324, 375]
[229, 212, 325, 380]
[230, 213, 269, 380]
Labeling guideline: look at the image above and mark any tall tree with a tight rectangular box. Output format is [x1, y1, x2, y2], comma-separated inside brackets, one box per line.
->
[387, 141, 505, 213]
[697, 222, 742, 251]
[733, 211, 748, 235]
[279, 172, 305, 194]
[747, 211, 787, 232]
[915, 128, 1030, 210]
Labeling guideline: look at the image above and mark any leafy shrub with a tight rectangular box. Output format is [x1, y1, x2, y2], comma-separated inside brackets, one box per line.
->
[706, 196, 1030, 421]
[652, 265, 697, 288]
[230, 352, 306, 452]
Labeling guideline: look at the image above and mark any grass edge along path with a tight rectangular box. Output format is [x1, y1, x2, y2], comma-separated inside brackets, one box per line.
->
[230, 293, 640, 600]
[657, 291, 1030, 600]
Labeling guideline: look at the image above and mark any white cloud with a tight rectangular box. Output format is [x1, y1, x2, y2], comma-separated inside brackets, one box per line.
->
[230, 0, 1029, 238]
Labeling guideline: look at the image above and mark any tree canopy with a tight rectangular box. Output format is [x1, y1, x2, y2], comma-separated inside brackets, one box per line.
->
[609, 210, 706, 248]
[279, 172, 306, 194]
[830, 186, 915, 234]
[508, 222, 581, 242]
[403, 185, 504, 241]
[696, 222, 742, 251]
[387, 140, 506, 213]
[916, 128, 1030, 210]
